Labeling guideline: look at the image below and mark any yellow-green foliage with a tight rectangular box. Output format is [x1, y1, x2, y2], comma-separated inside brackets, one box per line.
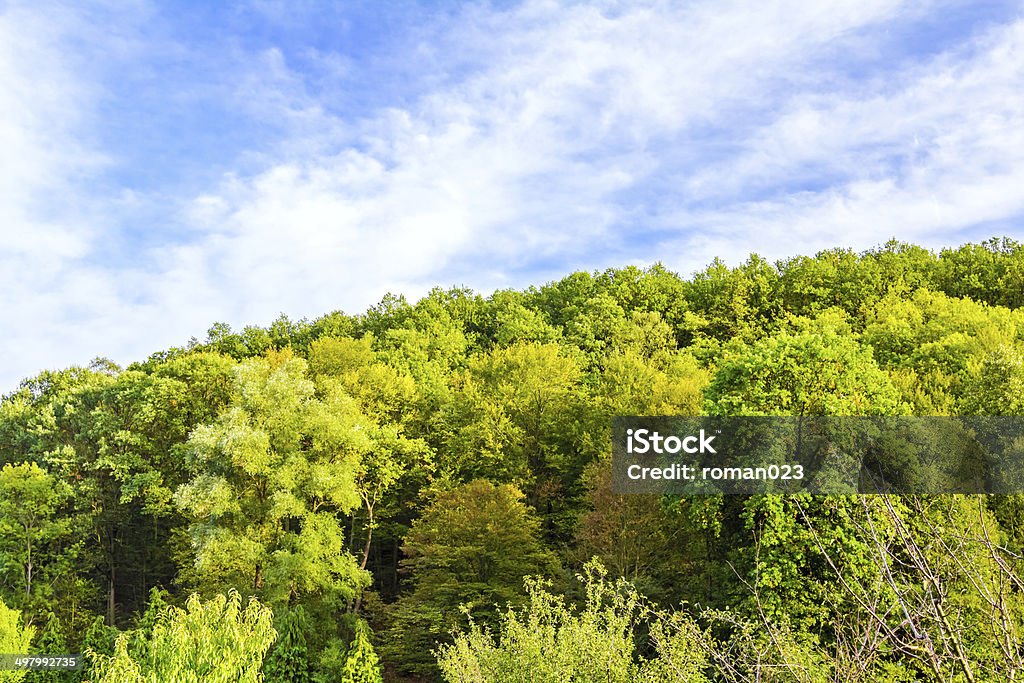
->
[89, 592, 275, 683]
[5, 242, 1024, 680]
[438, 562, 723, 683]
[437, 564, 644, 683]
[340, 620, 382, 683]
[0, 599, 34, 683]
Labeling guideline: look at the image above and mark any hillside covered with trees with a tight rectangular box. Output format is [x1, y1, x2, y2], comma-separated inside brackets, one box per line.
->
[3, 237, 1024, 682]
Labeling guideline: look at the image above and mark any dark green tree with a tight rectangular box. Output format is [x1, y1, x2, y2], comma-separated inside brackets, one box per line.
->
[263, 606, 311, 683]
[383, 480, 560, 676]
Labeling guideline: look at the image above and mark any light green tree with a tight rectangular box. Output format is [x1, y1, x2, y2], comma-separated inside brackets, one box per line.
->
[705, 329, 902, 417]
[441, 564, 642, 683]
[352, 425, 428, 573]
[340, 620, 382, 683]
[861, 288, 1024, 412]
[597, 349, 707, 417]
[0, 599, 34, 683]
[437, 562, 714, 683]
[175, 351, 369, 604]
[89, 591, 276, 683]
[0, 462, 72, 603]
[384, 480, 561, 677]
[963, 345, 1024, 415]
[445, 342, 583, 484]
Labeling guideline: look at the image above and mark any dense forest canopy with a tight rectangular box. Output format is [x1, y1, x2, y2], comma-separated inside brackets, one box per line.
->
[3, 237, 1024, 681]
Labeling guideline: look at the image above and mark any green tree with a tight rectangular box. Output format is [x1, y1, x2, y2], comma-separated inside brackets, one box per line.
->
[263, 606, 311, 683]
[476, 290, 561, 348]
[777, 248, 880, 318]
[384, 480, 560, 676]
[0, 462, 72, 604]
[444, 342, 583, 486]
[963, 345, 1024, 415]
[9, 358, 232, 627]
[307, 336, 376, 381]
[174, 352, 369, 604]
[705, 329, 902, 416]
[24, 613, 75, 683]
[352, 426, 429, 573]
[437, 561, 720, 683]
[0, 598, 34, 683]
[685, 255, 781, 342]
[0, 366, 120, 627]
[437, 565, 643, 683]
[595, 264, 691, 333]
[861, 288, 1024, 413]
[936, 236, 1024, 307]
[575, 459, 704, 605]
[561, 293, 630, 360]
[89, 591, 276, 683]
[340, 620, 382, 683]
[596, 349, 707, 417]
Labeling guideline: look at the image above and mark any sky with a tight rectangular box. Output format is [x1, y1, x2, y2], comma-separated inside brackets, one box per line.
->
[2, 0, 1024, 392]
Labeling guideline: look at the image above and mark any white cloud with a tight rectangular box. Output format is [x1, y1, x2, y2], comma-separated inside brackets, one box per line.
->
[2, 0, 1022, 391]
[0, 3, 115, 390]
[662, 18, 1024, 270]
[0, 1, 191, 392]
[169, 0, 914, 317]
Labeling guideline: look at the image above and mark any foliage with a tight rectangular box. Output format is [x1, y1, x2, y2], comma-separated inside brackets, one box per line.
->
[88, 591, 276, 683]
[384, 479, 561, 676]
[24, 613, 76, 683]
[174, 353, 369, 604]
[263, 605, 311, 683]
[0, 598, 34, 683]
[705, 328, 903, 416]
[437, 563, 645, 683]
[0, 462, 73, 607]
[1, 238, 1023, 679]
[340, 619, 382, 683]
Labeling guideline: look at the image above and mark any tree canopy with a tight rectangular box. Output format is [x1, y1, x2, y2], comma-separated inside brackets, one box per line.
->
[1, 238, 1023, 681]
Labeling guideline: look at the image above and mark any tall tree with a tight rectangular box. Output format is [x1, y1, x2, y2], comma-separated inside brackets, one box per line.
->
[339, 620, 382, 683]
[0, 463, 73, 606]
[705, 329, 903, 417]
[174, 352, 369, 605]
[384, 480, 560, 677]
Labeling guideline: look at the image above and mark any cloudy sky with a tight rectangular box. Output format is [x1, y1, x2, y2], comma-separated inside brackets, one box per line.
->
[2, 0, 1023, 391]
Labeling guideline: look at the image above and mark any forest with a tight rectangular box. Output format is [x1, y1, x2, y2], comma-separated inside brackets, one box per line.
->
[2, 237, 1024, 682]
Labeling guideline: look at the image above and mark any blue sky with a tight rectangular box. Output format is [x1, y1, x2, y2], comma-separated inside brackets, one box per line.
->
[2, 0, 1024, 391]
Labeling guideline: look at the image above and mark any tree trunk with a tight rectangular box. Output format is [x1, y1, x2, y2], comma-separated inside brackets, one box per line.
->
[107, 563, 116, 625]
[360, 504, 374, 571]
[392, 538, 400, 596]
[25, 524, 33, 598]
[354, 505, 375, 614]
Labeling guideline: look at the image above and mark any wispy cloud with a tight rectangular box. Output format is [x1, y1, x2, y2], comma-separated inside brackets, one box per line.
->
[659, 16, 1024, 267]
[1, 2, 120, 390]
[1, 0, 1022, 391]
[171, 0, 917, 303]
